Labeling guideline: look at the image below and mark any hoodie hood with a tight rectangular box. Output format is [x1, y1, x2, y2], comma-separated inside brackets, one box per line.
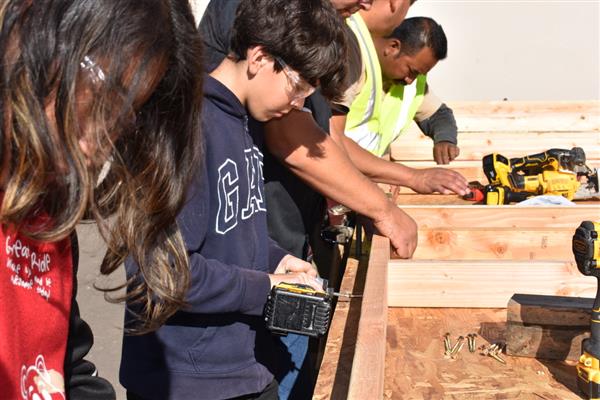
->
[203, 73, 246, 120]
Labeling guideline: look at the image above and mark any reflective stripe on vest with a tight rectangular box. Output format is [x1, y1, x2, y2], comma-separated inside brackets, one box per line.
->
[344, 14, 383, 154]
[378, 74, 427, 156]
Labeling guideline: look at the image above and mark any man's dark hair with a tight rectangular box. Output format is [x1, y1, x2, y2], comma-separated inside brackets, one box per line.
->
[230, 0, 349, 102]
[389, 17, 448, 60]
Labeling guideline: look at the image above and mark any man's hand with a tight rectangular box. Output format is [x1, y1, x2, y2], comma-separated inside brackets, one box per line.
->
[373, 204, 418, 259]
[433, 142, 460, 165]
[407, 167, 469, 196]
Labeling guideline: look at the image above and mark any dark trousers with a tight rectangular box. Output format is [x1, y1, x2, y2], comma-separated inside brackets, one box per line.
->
[126, 379, 279, 400]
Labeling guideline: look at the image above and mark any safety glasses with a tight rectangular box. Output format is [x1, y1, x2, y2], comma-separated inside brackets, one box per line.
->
[274, 56, 316, 102]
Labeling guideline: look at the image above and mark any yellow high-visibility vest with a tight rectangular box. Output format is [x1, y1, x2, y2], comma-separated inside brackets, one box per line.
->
[379, 74, 427, 155]
[344, 13, 383, 155]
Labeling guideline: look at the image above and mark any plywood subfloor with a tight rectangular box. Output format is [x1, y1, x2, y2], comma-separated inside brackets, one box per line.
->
[385, 307, 581, 400]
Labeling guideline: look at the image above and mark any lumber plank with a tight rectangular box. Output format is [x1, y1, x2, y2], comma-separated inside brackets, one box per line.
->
[448, 100, 600, 132]
[448, 100, 599, 115]
[399, 204, 600, 230]
[385, 307, 582, 399]
[391, 130, 600, 161]
[387, 260, 596, 308]
[412, 229, 576, 261]
[314, 248, 370, 399]
[396, 160, 600, 188]
[347, 235, 389, 400]
[505, 294, 593, 362]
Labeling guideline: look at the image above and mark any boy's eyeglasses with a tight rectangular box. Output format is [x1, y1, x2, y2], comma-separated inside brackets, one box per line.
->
[274, 57, 316, 101]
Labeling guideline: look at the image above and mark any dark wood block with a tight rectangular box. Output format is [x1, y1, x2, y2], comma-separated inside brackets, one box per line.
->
[506, 293, 593, 361]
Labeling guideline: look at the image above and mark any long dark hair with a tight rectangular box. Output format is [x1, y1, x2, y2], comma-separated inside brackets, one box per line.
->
[0, 0, 203, 333]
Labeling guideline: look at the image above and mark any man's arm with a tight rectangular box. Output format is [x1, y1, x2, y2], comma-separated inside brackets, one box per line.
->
[415, 87, 460, 165]
[330, 114, 469, 195]
[265, 110, 418, 258]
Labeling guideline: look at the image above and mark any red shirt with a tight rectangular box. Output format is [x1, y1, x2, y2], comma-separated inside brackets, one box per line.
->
[0, 221, 73, 400]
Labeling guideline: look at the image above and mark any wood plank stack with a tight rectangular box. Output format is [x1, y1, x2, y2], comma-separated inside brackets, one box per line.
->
[391, 100, 600, 188]
[387, 100, 600, 308]
[315, 101, 600, 398]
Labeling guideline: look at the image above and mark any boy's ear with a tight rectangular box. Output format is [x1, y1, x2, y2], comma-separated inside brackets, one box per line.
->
[246, 46, 270, 77]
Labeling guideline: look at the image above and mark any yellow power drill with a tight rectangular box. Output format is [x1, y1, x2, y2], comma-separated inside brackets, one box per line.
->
[481, 148, 599, 205]
[574, 221, 600, 399]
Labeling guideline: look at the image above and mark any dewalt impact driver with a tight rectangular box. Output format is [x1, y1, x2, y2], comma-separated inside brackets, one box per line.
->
[574, 221, 600, 399]
[479, 148, 599, 205]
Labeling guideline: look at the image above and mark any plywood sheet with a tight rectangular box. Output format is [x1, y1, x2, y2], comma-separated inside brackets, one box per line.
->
[385, 307, 582, 399]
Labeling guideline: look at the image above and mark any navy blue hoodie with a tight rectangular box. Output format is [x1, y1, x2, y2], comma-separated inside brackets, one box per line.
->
[119, 75, 290, 399]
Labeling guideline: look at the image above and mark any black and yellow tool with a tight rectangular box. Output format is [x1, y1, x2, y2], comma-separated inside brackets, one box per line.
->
[573, 221, 600, 399]
[479, 148, 599, 205]
[264, 279, 359, 337]
[264, 282, 332, 337]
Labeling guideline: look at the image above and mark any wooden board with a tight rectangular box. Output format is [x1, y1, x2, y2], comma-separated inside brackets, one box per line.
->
[391, 130, 600, 162]
[314, 258, 366, 400]
[412, 229, 578, 261]
[447, 100, 600, 133]
[400, 204, 600, 230]
[387, 260, 596, 308]
[506, 294, 592, 362]
[347, 234, 389, 400]
[385, 307, 582, 399]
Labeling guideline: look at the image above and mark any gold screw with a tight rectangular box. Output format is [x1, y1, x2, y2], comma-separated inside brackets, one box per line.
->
[449, 336, 464, 357]
[444, 332, 451, 350]
[469, 334, 477, 353]
[489, 351, 506, 364]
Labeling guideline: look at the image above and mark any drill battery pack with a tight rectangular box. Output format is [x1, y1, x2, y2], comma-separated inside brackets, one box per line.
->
[264, 282, 332, 337]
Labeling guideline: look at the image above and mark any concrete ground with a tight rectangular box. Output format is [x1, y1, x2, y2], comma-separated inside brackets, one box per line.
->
[76, 223, 126, 399]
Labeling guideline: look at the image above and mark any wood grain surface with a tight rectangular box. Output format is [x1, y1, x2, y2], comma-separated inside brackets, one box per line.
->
[387, 260, 596, 308]
[391, 130, 600, 162]
[347, 235, 390, 400]
[399, 204, 600, 230]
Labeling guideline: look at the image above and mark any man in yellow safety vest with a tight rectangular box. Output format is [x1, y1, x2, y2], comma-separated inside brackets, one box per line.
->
[379, 17, 458, 164]
[345, 12, 459, 164]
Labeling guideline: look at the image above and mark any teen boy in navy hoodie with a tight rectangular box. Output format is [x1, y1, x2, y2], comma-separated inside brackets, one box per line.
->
[119, 1, 349, 399]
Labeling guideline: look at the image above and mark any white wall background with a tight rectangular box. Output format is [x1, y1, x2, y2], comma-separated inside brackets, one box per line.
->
[189, 0, 600, 101]
[407, 0, 600, 101]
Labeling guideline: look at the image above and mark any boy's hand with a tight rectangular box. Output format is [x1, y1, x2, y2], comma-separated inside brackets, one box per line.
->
[274, 254, 318, 277]
[270, 255, 322, 291]
[373, 205, 418, 259]
[269, 272, 322, 292]
[433, 142, 460, 165]
[407, 168, 469, 196]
